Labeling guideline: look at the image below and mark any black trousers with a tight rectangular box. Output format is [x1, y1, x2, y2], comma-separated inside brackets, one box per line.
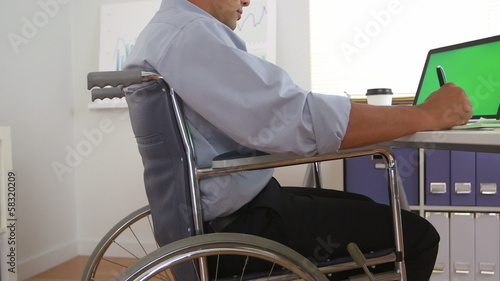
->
[206, 178, 439, 281]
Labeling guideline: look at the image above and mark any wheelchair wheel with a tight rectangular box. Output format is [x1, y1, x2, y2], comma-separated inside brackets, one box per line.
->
[117, 232, 328, 281]
[83, 205, 157, 281]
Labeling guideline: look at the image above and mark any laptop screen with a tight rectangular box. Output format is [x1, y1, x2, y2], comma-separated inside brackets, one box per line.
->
[413, 35, 500, 119]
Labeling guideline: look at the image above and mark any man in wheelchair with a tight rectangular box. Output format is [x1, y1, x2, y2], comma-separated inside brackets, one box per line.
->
[122, 0, 472, 280]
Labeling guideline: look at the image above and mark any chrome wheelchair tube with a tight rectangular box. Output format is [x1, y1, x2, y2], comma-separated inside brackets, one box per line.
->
[169, 87, 210, 281]
[199, 146, 393, 176]
[169, 88, 204, 235]
[378, 147, 407, 281]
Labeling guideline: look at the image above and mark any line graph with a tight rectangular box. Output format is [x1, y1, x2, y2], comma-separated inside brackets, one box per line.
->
[98, 0, 160, 71]
[112, 38, 134, 71]
[237, 5, 268, 32]
[234, 0, 276, 62]
[98, 0, 275, 69]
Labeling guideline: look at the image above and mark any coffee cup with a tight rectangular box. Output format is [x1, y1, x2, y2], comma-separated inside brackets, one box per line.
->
[366, 88, 393, 106]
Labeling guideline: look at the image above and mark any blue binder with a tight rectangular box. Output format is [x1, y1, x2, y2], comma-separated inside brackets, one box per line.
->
[345, 153, 389, 204]
[450, 151, 476, 206]
[476, 152, 500, 206]
[425, 149, 450, 205]
[392, 148, 419, 205]
[345, 148, 419, 205]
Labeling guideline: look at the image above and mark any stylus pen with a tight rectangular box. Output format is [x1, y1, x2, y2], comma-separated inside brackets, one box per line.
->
[436, 65, 447, 86]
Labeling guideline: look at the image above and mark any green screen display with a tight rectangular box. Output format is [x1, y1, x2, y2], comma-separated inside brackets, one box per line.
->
[414, 36, 500, 118]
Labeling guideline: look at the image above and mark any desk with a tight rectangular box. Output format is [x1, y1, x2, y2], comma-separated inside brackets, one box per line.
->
[385, 129, 500, 153]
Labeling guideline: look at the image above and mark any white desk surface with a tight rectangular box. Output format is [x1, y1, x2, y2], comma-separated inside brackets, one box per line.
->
[385, 129, 500, 153]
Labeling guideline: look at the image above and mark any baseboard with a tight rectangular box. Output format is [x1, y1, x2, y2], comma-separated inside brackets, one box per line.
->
[19, 240, 79, 280]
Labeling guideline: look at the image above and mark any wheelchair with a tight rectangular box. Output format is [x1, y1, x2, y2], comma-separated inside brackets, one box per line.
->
[83, 70, 407, 281]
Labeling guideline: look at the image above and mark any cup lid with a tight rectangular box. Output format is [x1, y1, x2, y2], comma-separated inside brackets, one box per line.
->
[366, 88, 393, 95]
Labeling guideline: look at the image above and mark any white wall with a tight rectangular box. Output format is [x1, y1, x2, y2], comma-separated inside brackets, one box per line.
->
[70, 0, 150, 258]
[0, 0, 77, 279]
[0, 0, 316, 279]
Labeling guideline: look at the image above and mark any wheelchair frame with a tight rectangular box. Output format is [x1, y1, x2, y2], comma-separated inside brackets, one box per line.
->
[84, 70, 407, 281]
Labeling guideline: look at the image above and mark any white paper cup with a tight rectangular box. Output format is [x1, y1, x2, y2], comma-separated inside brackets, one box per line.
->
[366, 88, 393, 106]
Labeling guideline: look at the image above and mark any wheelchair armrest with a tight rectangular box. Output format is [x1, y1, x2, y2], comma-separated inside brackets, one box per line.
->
[209, 145, 395, 173]
[211, 148, 292, 169]
[212, 148, 270, 161]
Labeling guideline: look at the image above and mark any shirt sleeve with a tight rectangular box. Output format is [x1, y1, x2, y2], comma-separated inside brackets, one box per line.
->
[149, 18, 351, 156]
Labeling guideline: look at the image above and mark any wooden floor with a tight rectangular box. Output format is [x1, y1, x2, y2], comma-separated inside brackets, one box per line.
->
[26, 256, 136, 281]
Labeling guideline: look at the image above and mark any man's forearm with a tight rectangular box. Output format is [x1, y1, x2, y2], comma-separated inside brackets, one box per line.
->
[340, 102, 429, 149]
[340, 83, 472, 150]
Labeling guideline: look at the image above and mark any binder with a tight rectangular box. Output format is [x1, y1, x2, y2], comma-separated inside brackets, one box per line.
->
[344, 153, 389, 204]
[393, 148, 419, 205]
[475, 213, 499, 280]
[476, 152, 500, 206]
[426, 212, 450, 281]
[450, 212, 475, 281]
[450, 151, 476, 206]
[425, 149, 450, 205]
[345, 148, 418, 205]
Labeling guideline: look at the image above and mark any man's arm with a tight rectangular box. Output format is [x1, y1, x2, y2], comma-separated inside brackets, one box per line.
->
[340, 83, 472, 149]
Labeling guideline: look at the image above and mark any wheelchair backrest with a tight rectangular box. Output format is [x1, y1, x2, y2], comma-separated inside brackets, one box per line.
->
[124, 79, 196, 247]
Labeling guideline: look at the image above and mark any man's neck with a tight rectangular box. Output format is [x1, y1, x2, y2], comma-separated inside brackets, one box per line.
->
[187, 0, 210, 14]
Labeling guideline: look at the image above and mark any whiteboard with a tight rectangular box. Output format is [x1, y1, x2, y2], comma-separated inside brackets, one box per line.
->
[99, 0, 161, 71]
[98, 0, 275, 71]
[234, 0, 277, 63]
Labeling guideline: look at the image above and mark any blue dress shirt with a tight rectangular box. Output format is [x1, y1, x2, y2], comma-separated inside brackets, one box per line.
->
[124, 0, 351, 221]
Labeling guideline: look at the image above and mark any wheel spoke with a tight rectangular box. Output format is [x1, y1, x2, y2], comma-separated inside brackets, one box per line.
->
[129, 226, 149, 256]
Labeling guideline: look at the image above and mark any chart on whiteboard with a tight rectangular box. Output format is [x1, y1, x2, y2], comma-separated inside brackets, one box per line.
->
[99, 0, 161, 71]
[234, 0, 276, 63]
[99, 0, 276, 71]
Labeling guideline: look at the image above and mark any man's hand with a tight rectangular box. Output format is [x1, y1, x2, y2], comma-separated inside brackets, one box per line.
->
[415, 82, 473, 130]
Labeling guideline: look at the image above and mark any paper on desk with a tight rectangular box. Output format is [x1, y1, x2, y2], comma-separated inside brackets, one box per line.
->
[451, 118, 500, 130]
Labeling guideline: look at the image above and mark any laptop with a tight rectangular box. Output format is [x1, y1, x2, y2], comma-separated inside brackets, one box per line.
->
[413, 35, 500, 121]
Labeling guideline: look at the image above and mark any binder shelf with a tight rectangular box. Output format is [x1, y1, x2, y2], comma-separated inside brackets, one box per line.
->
[344, 147, 500, 281]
